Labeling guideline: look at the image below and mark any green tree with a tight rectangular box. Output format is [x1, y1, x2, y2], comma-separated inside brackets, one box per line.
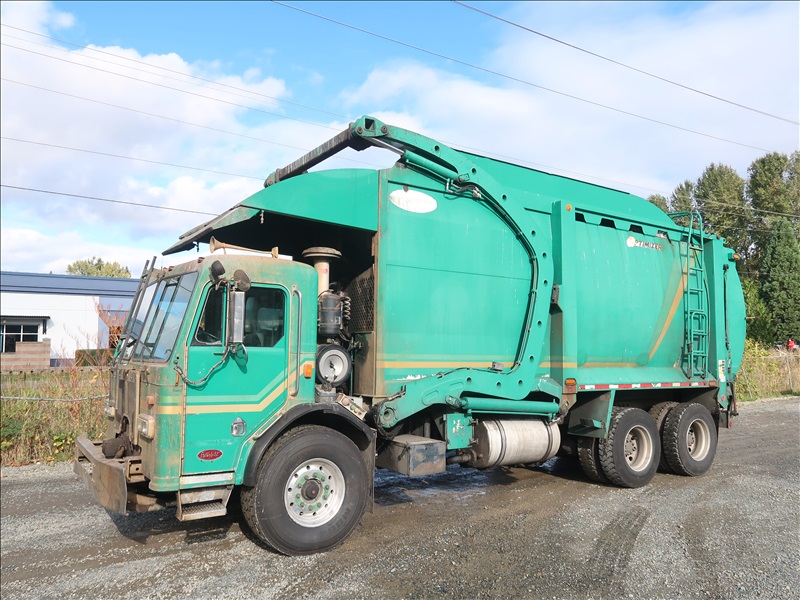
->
[670, 180, 696, 213]
[694, 164, 752, 260]
[746, 151, 800, 268]
[758, 218, 800, 343]
[66, 257, 131, 278]
[659, 180, 696, 227]
[741, 278, 773, 345]
[647, 193, 668, 212]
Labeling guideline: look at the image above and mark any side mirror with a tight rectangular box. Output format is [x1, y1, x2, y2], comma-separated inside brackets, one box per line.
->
[210, 260, 226, 286]
[228, 291, 246, 345]
[233, 269, 251, 292]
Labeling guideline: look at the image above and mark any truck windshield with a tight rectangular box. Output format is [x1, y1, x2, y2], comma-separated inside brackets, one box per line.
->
[130, 272, 199, 361]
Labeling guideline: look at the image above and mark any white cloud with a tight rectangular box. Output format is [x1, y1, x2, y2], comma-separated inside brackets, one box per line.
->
[342, 2, 798, 197]
[1, 1, 797, 276]
[0, 228, 160, 275]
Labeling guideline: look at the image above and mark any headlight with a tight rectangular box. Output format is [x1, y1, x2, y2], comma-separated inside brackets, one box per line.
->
[137, 414, 156, 439]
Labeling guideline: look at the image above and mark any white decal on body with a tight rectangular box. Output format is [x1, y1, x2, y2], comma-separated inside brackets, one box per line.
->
[389, 188, 438, 213]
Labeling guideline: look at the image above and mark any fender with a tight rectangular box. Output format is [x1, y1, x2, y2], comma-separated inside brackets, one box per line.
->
[242, 403, 376, 487]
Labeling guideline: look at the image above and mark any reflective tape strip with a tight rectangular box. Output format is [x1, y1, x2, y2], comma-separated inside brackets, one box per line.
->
[579, 381, 713, 391]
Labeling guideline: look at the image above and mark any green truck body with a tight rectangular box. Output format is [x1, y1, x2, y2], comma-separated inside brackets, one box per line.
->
[74, 116, 747, 555]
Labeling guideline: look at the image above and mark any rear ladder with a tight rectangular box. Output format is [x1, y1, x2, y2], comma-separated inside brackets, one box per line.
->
[670, 212, 709, 378]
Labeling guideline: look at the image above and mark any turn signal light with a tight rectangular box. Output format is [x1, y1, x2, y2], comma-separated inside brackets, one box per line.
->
[303, 362, 314, 378]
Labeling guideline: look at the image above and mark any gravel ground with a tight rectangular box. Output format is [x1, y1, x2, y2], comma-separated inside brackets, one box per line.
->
[1, 397, 798, 599]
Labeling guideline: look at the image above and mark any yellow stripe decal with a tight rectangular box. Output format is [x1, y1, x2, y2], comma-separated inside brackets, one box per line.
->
[155, 360, 314, 415]
[378, 361, 498, 369]
[648, 273, 686, 361]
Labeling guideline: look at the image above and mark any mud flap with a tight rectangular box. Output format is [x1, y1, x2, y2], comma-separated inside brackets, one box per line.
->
[73, 433, 128, 515]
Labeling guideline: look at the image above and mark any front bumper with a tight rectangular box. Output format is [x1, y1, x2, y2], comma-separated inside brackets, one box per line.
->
[73, 433, 139, 514]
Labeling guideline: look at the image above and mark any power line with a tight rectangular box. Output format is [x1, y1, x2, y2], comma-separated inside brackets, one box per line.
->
[700, 198, 800, 218]
[0, 24, 695, 198]
[740, 271, 800, 278]
[272, 0, 773, 153]
[0, 78, 383, 169]
[452, 1, 799, 126]
[1, 184, 217, 216]
[3, 79, 797, 222]
[0, 24, 348, 120]
[1, 41, 342, 132]
[1, 137, 263, 180]
[0, 26, 778, 199]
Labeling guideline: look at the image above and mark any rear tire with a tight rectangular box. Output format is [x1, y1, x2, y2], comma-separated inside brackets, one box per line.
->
[240, 425, 369, 555]
[599, 407, 660, 488]
[648, 401, 678, 473]
[663, 403, 717, 476]
[577, 436, 608, 483]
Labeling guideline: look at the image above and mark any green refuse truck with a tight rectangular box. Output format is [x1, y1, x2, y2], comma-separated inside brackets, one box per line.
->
[74, 116, 747, 555]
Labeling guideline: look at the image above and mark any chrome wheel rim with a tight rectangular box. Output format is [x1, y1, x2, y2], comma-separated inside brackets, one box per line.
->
[284, 458, 345, 527]
[624, 425, 654, 472]
[686, 418, 711, 461]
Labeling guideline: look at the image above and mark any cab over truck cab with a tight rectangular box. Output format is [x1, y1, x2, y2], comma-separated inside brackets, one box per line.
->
[75, 116, 747, 555]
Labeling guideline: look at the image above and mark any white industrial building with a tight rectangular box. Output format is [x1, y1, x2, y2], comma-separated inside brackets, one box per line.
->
[0, 272, 138, 370]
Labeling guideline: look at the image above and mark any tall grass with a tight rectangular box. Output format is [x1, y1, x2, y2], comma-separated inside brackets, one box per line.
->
[737, 339, 800, 400]
[1, 367, 108, 466]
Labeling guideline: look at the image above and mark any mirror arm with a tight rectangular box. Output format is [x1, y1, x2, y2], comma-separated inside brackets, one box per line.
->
[174, 347, 230, 387]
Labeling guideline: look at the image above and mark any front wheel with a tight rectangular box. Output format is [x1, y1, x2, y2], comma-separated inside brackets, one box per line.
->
[241, 425, 369, 555]
[599, 407, 660, 488]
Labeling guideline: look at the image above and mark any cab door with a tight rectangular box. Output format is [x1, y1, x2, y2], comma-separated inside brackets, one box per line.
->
[182, 283, 289, 475]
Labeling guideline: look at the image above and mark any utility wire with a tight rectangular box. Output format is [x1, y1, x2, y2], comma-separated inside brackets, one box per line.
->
[2, 62, 794, 215]
[0, 24, 347, 120]
[0, 78, 383, 169]
[272, 1, 773, 153]
[740, 271, 800, 277]
[1, 42, 342, 132]
[1, 184, 217, 216]
[3, 80, 794, 220]
[0, 25, 684, 197]
[697, 198, 800, 218]
[1, 137, 263, 180]
[452, 1, 799, 126]
[0, 25, 777, 197]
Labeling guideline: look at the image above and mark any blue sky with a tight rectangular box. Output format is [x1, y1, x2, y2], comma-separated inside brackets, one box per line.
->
[1, 1, 798, 274]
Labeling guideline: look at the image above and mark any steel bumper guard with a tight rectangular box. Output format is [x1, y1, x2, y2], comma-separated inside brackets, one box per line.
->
[73, 433, 128, 514]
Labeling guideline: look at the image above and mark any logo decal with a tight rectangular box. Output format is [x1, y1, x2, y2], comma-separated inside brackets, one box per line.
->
[626, 235, 662, 251]
[197, 449, 223, 461]
[389, 188, 437, 213]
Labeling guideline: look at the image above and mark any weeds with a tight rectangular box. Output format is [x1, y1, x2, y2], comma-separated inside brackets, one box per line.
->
[737, 339, 800, 400]
[1, 367, 108, 466]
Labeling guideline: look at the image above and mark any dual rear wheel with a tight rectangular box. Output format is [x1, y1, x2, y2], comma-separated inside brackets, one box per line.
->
[578, 402, 717, 488]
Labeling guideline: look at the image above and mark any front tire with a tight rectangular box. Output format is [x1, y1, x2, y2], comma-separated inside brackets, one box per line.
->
[599, 407, 660, 488]
[662, 403, 717, 476]
[241, 425, 369, 555]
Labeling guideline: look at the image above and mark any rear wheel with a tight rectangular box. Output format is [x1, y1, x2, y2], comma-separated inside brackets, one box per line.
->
[241, 425, 369, 555]
[599, 407, 660, 488]
[663, 403, 717, 476]
[577, 436, 608, 483]
[648, 401, 678, 473]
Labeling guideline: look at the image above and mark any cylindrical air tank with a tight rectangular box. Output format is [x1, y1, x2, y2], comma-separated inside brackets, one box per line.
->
[466, 419, 560, 469]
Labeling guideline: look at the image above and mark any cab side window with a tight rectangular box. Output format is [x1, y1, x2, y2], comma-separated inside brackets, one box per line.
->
[243, 287, 285, 348]
[192, 286, 224, 346]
